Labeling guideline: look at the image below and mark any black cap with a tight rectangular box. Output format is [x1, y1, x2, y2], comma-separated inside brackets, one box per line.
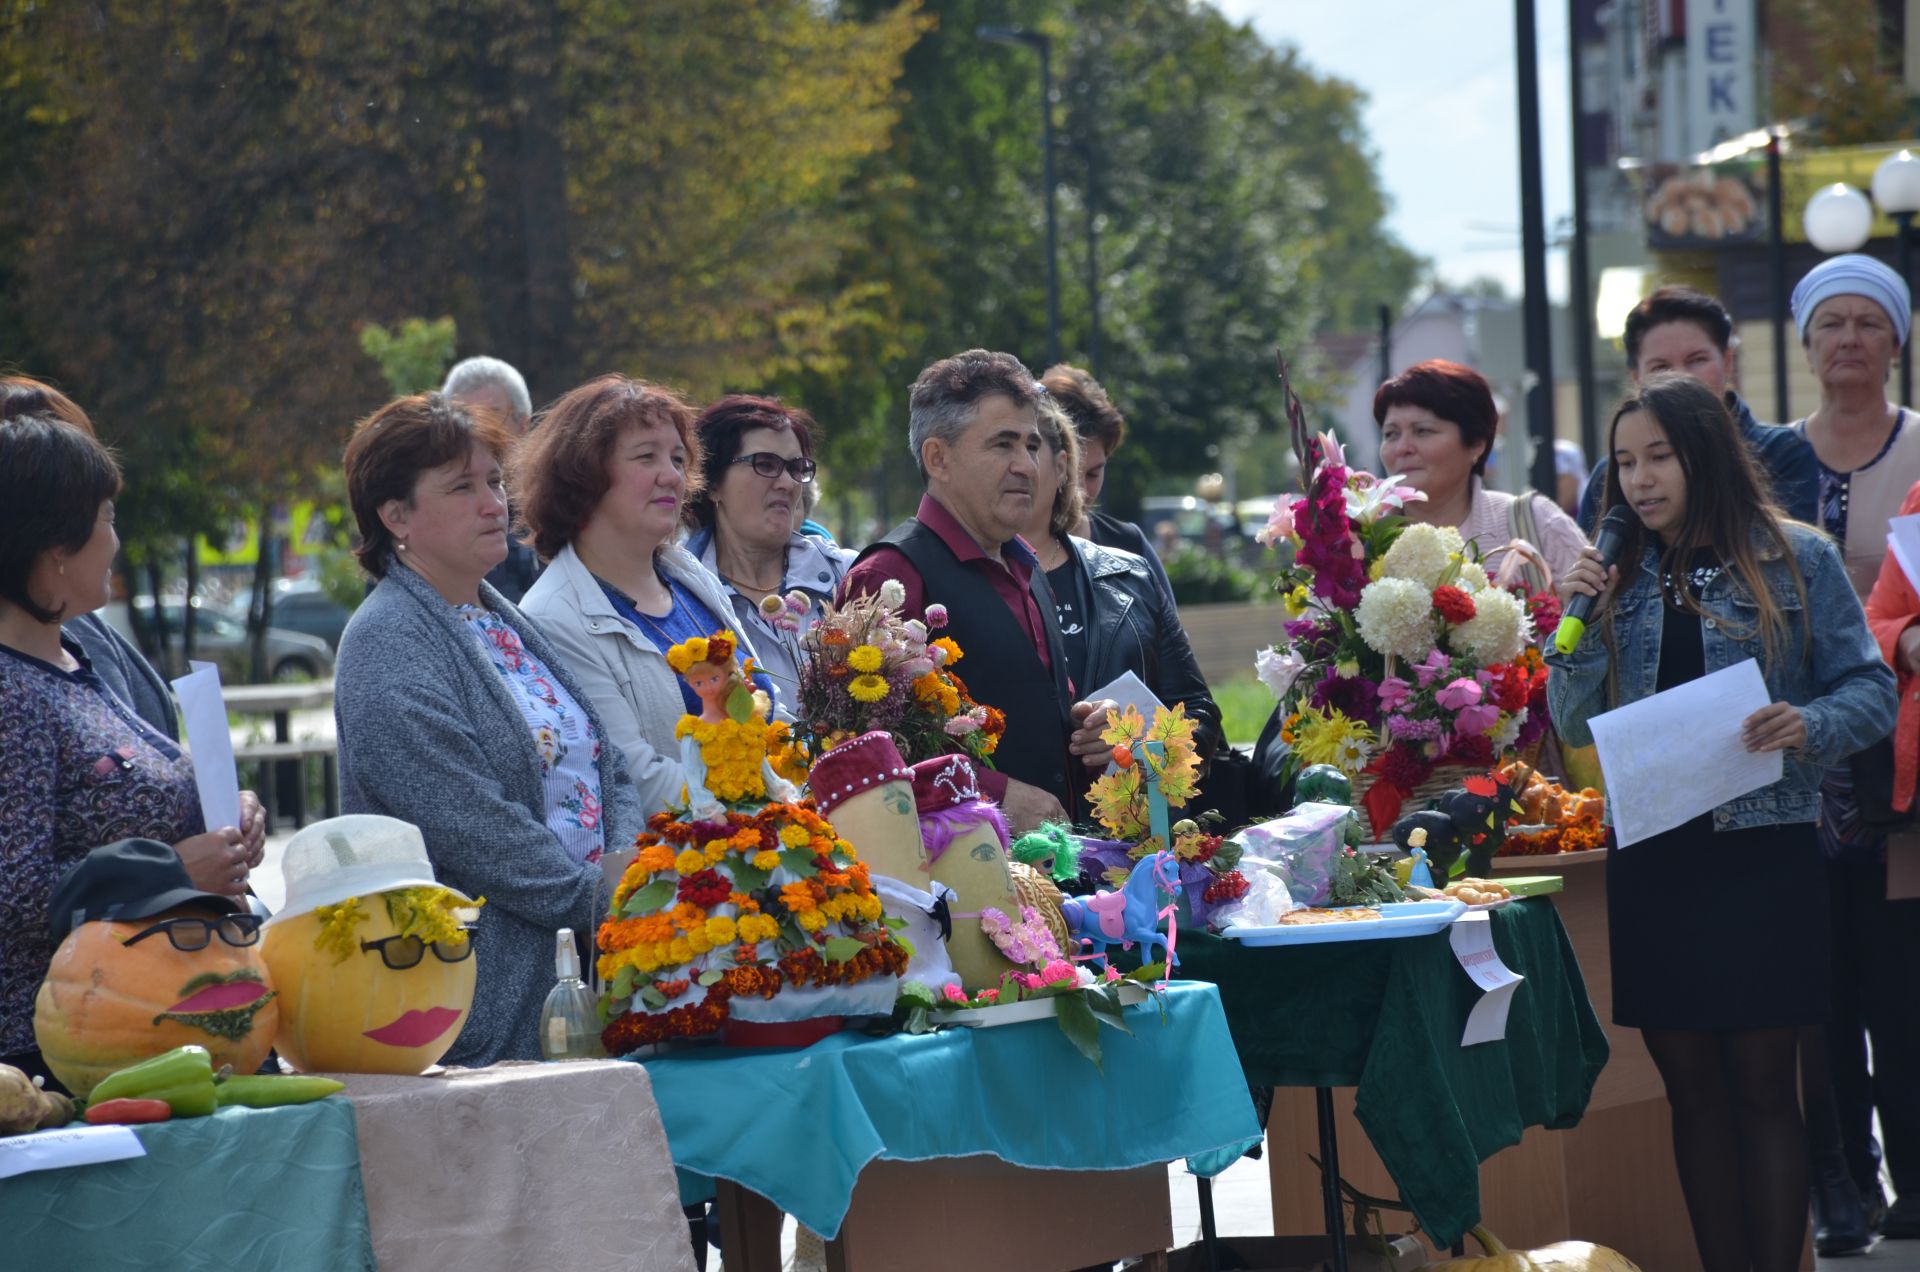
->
[48, 839, 242, 945]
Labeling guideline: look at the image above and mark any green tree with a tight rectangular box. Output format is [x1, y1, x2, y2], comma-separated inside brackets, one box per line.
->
[360, 318, 460, 397]
[1772, 0, 1915, 145]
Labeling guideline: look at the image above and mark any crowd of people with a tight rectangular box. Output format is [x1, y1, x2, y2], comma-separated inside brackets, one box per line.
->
[1, 254, 1916, 1267]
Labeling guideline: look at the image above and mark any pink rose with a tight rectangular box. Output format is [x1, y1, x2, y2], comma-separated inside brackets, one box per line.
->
[941, 983, 969, 1004]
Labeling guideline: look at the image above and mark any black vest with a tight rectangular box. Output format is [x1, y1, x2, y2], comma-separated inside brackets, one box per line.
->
[857, 518, 1076, 810]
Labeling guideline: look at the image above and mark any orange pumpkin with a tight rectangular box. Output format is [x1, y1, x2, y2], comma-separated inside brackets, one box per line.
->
[262, 891, 477, 1074]
[34, 907, 279, 1099]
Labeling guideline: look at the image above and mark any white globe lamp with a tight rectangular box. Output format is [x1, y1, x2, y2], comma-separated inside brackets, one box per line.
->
[1871, 149, 1920, 217]
[1804, 183, 1874, 254]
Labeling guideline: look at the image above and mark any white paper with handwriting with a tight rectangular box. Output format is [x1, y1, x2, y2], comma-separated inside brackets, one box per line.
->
[0, 1124, 145, 1180]
[1587, 658, 1781, 848]
[1450, 911, 1523, 1046]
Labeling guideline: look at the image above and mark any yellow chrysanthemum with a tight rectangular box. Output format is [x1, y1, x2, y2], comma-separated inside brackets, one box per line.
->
[797, 909, 827, 932]
[673, 848, 706, 875]
[779, 824, 811, 848]
[752, 850, 781, 871]
[847, 644, 884, 673]
[667, 937, 693, 964]
[848, 674, 889, 703]
[1290, 705, 1377, 777]
[932, 637, 963, 666]
[705, 915, 737, 944]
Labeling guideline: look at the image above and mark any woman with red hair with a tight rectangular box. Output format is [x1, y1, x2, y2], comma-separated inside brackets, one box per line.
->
[1375, 359, 1586, 587]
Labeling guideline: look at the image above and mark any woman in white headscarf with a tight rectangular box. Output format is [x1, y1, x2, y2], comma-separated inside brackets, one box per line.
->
[1786, 252, 1920, 1249]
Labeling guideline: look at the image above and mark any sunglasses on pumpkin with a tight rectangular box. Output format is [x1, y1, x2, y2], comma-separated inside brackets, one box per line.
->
[359, 931, 477, 970]
[123, 914, 264, 951]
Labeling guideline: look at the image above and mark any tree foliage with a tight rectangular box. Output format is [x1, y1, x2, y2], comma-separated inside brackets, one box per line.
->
[1772, 0, 1916, 146]
[0, 0, 1419, 555]
[360, 317, 459, 397]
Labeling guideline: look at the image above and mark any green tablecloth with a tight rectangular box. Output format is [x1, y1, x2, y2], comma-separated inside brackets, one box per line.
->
[1170, 897, 1609, 1246]
[4, 1100, 376, 1272]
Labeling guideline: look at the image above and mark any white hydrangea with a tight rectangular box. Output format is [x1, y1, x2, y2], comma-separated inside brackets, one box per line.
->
[1457, 561, 1490, 593]
[1378, 523, 1466, 590]
[1355, 577, 1438, 661]
[1452, 586, 1531, 664]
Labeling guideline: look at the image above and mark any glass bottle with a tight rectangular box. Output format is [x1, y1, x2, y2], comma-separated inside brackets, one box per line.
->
[538, 928, 604, 1061]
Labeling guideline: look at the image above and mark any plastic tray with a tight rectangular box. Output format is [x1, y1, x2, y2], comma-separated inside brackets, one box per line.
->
[931, 980, 1149, 1028]
[1220, 898, 1468, 946]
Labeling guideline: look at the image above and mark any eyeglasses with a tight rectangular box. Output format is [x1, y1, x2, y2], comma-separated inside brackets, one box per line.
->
[731, 452, 817, 484]
[123, 914, 264, 951]
[360, 931, 477, 970]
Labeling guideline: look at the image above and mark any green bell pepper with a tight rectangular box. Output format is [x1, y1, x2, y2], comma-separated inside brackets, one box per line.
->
[88, 1045, 219, 1118]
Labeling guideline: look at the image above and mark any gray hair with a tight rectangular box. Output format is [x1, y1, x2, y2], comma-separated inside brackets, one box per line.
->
[906, 348, 1044, 479]
[441, 356, 532, 424]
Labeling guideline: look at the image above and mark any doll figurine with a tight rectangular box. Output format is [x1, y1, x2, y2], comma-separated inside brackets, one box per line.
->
[669, 632, 798, 821]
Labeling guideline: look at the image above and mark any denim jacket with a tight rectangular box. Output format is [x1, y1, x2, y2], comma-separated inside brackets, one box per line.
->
[1547, 524, 1895, 831]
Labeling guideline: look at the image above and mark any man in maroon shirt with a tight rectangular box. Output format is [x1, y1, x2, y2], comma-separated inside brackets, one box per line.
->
[842, 349, 1115, 831]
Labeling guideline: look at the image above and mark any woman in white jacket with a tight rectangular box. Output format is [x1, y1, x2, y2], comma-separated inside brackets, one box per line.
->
[514, 375, 771, 819]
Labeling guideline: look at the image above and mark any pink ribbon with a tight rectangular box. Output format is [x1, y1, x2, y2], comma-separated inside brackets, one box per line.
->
[1150, 851, 1181, 989]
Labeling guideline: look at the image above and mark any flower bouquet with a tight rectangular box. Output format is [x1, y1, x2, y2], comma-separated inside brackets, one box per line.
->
[1254, 430, 1550, 837]
[1077, 704, 1251, 929]
[782, 581, 1004, 769]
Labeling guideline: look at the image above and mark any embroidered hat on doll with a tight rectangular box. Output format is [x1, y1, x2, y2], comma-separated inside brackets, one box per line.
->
[910, 753, 984, 817]
[809, 731, 912, 816]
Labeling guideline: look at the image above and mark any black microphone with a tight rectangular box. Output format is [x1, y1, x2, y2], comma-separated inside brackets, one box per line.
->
[1554, 506, 1636, 654]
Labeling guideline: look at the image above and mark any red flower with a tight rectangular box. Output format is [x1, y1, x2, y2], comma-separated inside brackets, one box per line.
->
[677, 870, 731, 908]
[1526, 591, 1562, 637]
[1448, 733, 1495, 765]
[1374, 742, 1435, 792]
[1431, 586, 1477, 624]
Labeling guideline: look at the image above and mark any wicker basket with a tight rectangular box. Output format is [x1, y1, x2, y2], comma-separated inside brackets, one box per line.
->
[1347, 764, 1470, 839]
[1008, 860, 1071, 955]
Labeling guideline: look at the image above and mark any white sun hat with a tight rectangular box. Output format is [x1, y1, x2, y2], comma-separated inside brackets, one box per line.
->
[264, 814, 473, 926]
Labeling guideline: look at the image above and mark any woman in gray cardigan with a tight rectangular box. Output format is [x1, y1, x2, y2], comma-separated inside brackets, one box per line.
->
[334, 393, 641, 1067]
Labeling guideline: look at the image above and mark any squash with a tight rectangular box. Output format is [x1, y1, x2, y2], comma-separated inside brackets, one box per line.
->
[1426, 1226, 1644, 1271]
[33, 907, 279, 1099]
[262, 891, 476, 1075]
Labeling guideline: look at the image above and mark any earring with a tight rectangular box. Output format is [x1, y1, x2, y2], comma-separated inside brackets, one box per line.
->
[58, 563, 66, 576]
[397, 540, 408, 552]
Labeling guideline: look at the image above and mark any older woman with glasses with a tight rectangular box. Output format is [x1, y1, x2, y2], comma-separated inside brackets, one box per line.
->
[682, 395, 850, 706]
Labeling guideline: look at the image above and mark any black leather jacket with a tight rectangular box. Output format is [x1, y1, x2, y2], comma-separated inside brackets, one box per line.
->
[1069, 536, 1222, 762]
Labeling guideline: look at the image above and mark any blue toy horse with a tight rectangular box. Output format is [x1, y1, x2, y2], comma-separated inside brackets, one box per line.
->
[1059, 849, 1183, 969]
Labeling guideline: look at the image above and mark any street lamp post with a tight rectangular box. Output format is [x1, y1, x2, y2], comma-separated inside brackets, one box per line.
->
[978, 26, 1062, 368]
[1874, 150, 1920, 406]
[1514, 0, 1558, 499]
[1804, 155, 1920, 407]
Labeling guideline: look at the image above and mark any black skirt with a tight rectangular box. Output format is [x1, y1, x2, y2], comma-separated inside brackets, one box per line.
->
[1604, 573, 1831, 1030]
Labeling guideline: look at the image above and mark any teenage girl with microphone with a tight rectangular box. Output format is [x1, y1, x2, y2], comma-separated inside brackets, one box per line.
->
[1548, 373, 1896, 1272]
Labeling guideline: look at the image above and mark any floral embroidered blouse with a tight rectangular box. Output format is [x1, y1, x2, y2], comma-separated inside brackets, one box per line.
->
[457, 605, 606, 865]
[0, 641, 203, 1055]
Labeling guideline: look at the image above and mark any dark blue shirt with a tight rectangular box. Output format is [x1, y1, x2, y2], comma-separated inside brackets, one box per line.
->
[599, 574, 778, 715]
[1578, 391, 1821, 533]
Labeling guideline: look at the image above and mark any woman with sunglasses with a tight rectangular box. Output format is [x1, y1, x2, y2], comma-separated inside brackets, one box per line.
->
[517, 377, 775, 819]
[0, 390, 265, 1086]
[683, 395, 851, 706]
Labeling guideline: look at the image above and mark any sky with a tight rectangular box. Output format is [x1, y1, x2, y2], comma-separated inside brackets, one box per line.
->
[1217, 0, 1576, 302]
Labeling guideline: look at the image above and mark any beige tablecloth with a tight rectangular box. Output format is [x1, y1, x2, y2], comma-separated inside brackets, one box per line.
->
[330, 1060, 696, 1272]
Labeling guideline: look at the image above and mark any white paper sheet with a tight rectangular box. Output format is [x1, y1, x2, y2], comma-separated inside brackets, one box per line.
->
[171, 660, 243, 833]
[1889, 514, 1920, 597]
[1587, 658, 1782, 849]
[1086, 669, 1167, 724]
[0, 1124, 145, 1180]
[1450, 911, 1523, 1046]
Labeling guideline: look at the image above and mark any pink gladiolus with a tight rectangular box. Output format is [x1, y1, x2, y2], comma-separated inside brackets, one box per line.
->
[1435, 678, 1483, 711]
[1376, 675, 1412, 712]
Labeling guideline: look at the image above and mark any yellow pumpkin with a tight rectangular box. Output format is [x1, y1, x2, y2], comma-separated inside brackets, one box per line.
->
[1427, 1226, 1644, 1271]
[34, 907, 279, 1099]
[262, 891, 476, 1074]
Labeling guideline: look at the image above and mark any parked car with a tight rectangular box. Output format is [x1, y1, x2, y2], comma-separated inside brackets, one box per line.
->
[268, 578, 353, 650]
[101, 599, 336, 684]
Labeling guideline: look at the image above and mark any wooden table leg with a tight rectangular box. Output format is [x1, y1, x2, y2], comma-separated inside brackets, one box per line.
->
[713, 1180, 784, 1272]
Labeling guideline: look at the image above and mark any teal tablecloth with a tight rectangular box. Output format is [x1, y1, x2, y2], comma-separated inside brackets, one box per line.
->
[4, 1100, 375, 1272]
[642, 981, 1262, 1240]
[1166, 896, 1610, 1247]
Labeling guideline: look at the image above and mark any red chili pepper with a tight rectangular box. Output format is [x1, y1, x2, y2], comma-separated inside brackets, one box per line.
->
[84, 1097, 174, 1125]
